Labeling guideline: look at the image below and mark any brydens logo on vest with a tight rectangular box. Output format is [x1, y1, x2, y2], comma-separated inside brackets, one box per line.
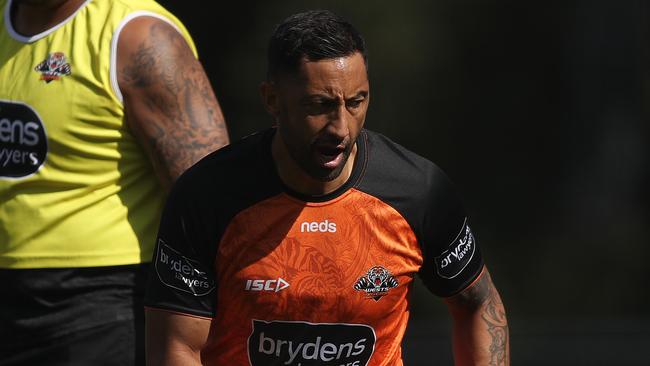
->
[154, 239, 215, 296]
[248, 320, 375, 366]
[434, 219, 476, 279]
[0, 101, 48, 178]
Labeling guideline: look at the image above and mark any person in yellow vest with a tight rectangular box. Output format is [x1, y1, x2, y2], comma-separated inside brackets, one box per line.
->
[0, 0, 229, 364]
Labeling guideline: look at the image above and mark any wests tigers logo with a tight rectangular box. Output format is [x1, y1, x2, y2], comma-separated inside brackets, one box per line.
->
[353, 266, 398, 301]
[35, 52, 71, 83]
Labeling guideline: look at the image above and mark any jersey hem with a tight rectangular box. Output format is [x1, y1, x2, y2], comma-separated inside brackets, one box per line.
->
[144, 306, 214, 320]
[441, 264, 486, 298]
[0, 253, 152, 269]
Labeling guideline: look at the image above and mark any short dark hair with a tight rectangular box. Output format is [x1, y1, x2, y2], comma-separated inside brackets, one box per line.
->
[266, 9, 367, 80]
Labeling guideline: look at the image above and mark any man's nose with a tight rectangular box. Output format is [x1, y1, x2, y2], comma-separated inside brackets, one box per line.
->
[326, 104, 350, 139]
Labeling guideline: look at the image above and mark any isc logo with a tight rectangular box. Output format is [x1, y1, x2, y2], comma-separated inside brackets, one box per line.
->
[300, 219, 337, 233]
[245, 278, 290, 293]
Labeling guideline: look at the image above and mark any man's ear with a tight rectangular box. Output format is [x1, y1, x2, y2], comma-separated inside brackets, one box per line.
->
[260, 81, 280, 124]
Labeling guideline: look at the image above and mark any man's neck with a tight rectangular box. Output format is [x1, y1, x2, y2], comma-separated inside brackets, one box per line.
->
[11, 0, 86, 36]
[271, 131, 358, 197]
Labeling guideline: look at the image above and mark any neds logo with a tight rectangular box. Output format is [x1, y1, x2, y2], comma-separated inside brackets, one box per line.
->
[300, 219, 337, 233]
[0, 100, 48, 178]
[248, 320, 375, 366]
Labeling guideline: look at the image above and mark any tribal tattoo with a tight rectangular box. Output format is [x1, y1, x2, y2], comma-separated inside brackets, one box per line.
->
[449, 270, 510, 366]
[480, 273, 509, 365]
[119, 19, 228, 187]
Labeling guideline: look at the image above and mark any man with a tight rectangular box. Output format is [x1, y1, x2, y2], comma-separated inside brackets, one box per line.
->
[144, 9, 509, 366]
[0, 0, 228, 364]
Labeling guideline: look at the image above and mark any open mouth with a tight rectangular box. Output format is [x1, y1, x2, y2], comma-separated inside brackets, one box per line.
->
[314, 144, 346, 169]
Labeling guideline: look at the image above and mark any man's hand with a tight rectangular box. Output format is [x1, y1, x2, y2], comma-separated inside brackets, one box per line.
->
[445, 268, 510, 366]
[117, 16, 229, 189]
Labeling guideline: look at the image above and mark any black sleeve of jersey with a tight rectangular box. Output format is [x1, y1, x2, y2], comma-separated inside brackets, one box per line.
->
[143, 175, 218, 318]
[417, 166, 484, 297]
[355, 131, 484, 298]
[143, 129, 283, 318]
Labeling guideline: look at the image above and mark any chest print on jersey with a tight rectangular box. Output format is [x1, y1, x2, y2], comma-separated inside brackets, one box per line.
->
[34, 52, 71, 83]
[353, 265, 399, 301]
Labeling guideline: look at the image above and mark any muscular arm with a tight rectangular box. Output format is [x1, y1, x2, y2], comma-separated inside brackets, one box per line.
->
[117, 17, 229, 189]
[145, 309, 211, 365]
[444, 268, 510, 366]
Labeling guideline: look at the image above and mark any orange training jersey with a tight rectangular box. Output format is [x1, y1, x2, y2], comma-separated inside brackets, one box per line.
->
[144, 128, 484, 365]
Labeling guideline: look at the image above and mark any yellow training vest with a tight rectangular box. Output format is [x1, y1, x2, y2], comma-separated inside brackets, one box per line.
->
[0, 0, 197, 268]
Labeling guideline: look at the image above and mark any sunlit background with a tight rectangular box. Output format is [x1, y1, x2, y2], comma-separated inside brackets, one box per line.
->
[158, 1, 650, 364]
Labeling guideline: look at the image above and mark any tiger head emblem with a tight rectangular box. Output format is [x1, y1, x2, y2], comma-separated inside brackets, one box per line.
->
[354, 265, 399, 301]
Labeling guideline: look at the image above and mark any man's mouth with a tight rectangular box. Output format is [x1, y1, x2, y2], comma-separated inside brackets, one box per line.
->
[314, 144, 346, 169]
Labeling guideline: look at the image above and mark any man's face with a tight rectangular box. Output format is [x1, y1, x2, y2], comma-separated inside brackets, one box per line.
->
[269, 52, 370, 182]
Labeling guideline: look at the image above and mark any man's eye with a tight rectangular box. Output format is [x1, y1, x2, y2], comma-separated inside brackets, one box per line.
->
[347, 99, 363, 108]
[305, 100, 335, 115]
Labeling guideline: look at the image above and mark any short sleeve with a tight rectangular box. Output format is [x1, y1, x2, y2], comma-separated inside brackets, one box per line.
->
[417, 167, 484, 297]
[143, 179, 217, 318]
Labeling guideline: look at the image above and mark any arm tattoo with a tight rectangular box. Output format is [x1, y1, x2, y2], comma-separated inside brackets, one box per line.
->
[481, 275, 509, 366]
[121, 44, 156, 88]
[120, 20, 228, 185]
[451, 271, 509, 365]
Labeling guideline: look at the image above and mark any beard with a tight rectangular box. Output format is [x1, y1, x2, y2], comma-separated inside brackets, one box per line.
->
[279, 126, 355, 182]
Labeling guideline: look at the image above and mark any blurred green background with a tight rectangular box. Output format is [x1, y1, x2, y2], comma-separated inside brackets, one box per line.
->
[158, 1, 650, 364]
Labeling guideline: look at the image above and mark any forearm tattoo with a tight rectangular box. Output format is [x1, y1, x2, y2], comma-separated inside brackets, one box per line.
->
[120, 21, 228, 185]
[451, 271, 509, 365]
[482, 276, 508, 366]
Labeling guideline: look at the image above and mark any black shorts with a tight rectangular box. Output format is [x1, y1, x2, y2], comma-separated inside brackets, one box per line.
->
[0, 264, 148, 366]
